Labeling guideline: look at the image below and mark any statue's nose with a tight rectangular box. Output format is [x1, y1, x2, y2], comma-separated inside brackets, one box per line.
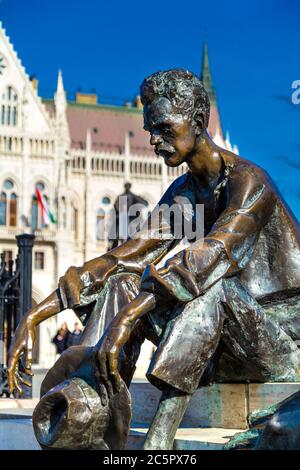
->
[150, 132, 162, 146]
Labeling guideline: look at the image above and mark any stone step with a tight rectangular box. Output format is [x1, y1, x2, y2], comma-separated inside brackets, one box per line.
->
[130, 381, 300, 429]
[127, 426, 243, 450]
[0, 415, 241, 450]
[1, 381, 300, 431]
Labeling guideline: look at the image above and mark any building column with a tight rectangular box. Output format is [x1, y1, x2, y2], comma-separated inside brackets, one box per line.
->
[161, 160, 168, 194]
[83, 129, 92, 262]
[124, 132, 130, 183]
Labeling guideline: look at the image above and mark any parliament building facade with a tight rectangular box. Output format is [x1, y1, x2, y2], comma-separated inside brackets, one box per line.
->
[0, 23, 238, 367]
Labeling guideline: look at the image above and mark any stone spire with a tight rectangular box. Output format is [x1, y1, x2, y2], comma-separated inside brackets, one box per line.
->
[55, 69, 67, 115]
[200, 43, 216, 105]
[54, 69, 69, 141]
[54, 69, 70, 188]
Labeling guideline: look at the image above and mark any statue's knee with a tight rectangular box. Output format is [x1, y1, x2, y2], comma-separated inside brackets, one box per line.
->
[104, 272, 141, 299]
[106, 272, 141, 287]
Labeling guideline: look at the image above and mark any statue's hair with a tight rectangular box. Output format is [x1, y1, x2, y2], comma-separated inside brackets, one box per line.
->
[140, 69, 210, 129]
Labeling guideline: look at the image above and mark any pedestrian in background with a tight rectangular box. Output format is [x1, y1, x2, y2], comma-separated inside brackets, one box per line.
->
[52, 321, 69, 357]
[66, 322, 83, 348]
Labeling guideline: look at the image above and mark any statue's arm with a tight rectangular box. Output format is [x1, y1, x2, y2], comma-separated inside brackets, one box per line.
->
[59, 175, 186, 309]
[140, 165, 276, 301]
[8, 289, 62, 394]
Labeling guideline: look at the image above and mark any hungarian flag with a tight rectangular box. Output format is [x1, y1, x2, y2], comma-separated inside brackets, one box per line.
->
[35, 188, 57, 225]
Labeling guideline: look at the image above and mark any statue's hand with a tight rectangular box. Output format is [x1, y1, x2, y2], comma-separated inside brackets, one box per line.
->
[58, 265, 82, 309]
[97, 317, 131, 396]
[97, 291, 156, 398]
[58, 255, 118, 310]
[8, 316, 35, 395]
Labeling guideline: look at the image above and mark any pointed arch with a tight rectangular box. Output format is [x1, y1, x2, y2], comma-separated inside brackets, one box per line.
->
[0, 85, 18, 126]
[0, 179, 18, 226]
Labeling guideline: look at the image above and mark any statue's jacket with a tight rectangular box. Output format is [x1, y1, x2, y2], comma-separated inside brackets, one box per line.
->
[109, 151, 300, 304]
[75, 151, 300, 393]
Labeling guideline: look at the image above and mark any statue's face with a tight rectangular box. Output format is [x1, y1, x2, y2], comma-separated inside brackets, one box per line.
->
[143, 97, 197, 167]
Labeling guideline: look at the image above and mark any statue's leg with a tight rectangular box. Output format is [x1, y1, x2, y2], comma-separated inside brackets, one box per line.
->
[143, 388, 192, 450]
[143, 280, 226, 449]
[77, 271, 163, 388]
[79, 272, 141, 347]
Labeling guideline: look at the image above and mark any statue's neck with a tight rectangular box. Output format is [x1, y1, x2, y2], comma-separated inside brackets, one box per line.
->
[186, 130, 223, 187]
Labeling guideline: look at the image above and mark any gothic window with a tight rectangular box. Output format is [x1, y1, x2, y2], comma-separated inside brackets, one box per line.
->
[9, 193, 17, 226]
[1, 86, 18, 126]
[96, 196, 113, 241]
[102, 196, 111, 206]
[34, 252, 45, 270]
[0, 179, 18, 227]
[96, 208, 106, 240]
[0, 192, 7, 225]
[3, 250, 12, 264]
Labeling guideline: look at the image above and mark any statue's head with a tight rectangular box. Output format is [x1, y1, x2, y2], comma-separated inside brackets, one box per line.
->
[124, 182, 132, 193]
[140, 69, 210, 167]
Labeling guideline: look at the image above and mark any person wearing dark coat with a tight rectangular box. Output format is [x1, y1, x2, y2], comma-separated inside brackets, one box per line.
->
[52, 322, 69, 355]
[66, 322, 83, 348]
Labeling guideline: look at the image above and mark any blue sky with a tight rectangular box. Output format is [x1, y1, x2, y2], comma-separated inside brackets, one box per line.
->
[1, 0, 300, 218]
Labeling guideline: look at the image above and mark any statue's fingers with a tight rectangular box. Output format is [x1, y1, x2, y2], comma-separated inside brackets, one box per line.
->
[108, 354, 121, 394]
[103, 356, 114, 398]
[99, 382, 108, 407]
[59, 266, 81, 309]
[25, 348, 33, 372]
[24, 367, 34, 377]
[109, 370, 121, 395]
[8, 348, 23, 393]
[8, 344, 21, 370]
[98, 351, 108, 380]
[98, 351, 113, 399]
[58, 277, 69, 310]
[23, 347, 34, 376]
[8, 359, 17, 393]
[14, 372, 24, 395]
[15, 371, 31, 388]
[104, 378, 114, 399]
[100, 353, 114, 398]
[8, 367, 16, 394]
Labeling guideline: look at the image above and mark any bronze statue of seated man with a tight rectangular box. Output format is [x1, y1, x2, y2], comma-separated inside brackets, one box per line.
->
[8, 69, 300, 450]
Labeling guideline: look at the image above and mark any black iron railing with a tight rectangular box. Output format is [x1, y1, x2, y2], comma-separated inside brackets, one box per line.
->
[0, 234, 35, 397]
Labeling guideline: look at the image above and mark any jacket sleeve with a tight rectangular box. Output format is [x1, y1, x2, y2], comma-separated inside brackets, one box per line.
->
[140, 164, 276, 302]
[104, 174, 188, 275]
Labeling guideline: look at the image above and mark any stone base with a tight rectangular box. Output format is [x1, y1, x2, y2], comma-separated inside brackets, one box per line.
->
[0, 415, 242, 450]
[127, 427, 243, 450]
[130, 381, 300, 429]
[1, 380, 300, 449]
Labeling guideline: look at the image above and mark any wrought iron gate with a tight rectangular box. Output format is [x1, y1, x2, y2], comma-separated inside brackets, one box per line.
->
[0, 234, 35, 397]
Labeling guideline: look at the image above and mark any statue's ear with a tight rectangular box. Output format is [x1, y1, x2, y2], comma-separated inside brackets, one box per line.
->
[193, 111, 205, 135]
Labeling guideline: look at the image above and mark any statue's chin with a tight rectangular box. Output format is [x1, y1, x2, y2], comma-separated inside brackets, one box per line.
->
[161, 153, 183, 167]
[164, 158, 182, 167]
